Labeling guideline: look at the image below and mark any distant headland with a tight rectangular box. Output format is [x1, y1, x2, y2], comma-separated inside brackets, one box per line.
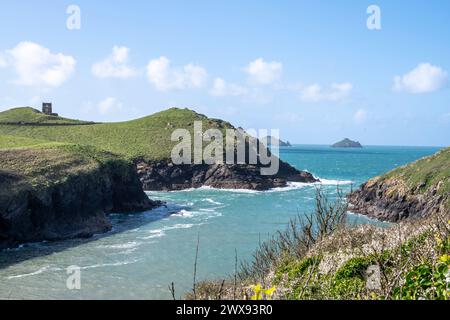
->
[331, 138, 363, 148]
[262, 136, 292, 147]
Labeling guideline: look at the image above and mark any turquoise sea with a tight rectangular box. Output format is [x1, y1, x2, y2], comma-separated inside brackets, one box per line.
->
[0, 145, 441, 299]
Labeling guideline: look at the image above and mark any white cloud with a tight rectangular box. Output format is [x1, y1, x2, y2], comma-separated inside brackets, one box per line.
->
[244, 58, 283, 85]
[98, 97, 123, 114]
[1, 42, 76, 87]
[209, 77, 271, 103]
[353, 109, 368, 124]
[210, 78, 248, 97]
[146, 56, 207, 91]
[92, 46, 137, 79]
[393, 63, 448, 94]
[299, 82, 352, 102]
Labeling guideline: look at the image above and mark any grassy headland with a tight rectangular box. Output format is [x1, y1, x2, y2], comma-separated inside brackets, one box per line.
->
[0, 107, 233, 161]
[0, 134, 132, 188]
[381, 147, 450, 201]
[0, 133, 157, 248]
[348, 147, 449, 221]
[0, 107, 91, 125]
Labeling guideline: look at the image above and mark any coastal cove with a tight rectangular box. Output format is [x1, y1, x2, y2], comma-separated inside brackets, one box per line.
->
[0, 145, 441, 299]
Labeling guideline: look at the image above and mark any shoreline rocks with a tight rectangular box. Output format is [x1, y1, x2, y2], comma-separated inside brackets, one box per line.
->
[348, 178, 447, 222]
[136, 159, 318, 191]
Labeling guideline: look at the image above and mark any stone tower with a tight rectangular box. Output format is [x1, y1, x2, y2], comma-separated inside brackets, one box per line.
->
[42, 102, 52, 115]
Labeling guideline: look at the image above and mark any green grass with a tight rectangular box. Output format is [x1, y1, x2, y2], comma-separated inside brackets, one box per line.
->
[0, 130, 134, 189]
[0, 107, 233, 161]
[380, 147, 450, 197]
[0, 134, 56, 149]
[0, 140, 130, 188]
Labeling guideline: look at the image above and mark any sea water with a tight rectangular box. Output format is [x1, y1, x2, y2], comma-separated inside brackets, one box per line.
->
[0, 145, 441, 299]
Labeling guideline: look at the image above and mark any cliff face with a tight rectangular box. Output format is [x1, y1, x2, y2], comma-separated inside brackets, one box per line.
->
[137, 159, 317, 191]
[0, 147, 160, 249]
[348, 148, 449, 222]
[348, 177, 447, 222]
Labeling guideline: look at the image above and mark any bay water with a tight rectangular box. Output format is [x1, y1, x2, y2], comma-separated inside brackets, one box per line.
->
[0, 145, 440, 299]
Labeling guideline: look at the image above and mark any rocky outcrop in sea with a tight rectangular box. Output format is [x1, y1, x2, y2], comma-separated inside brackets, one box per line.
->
[136, 159, 318, 191]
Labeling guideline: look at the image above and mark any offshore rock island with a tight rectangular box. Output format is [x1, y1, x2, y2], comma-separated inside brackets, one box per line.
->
[331, 138, 363, 148]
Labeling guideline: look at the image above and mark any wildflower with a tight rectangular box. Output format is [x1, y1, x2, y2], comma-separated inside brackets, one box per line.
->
[439, 254, 450, 264]
[250, 284, 263, 300]
[250, 284, 276, 300]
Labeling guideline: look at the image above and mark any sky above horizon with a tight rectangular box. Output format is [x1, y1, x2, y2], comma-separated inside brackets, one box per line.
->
[0, 0, 449, 146]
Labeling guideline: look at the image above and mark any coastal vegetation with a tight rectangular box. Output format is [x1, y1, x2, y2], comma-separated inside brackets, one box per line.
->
[0, 107, 233, 161]
[0, 107, 90, 125]
[188, 148, 450, 300]
[349, 147, 450, 221]
[0, 134, 158, 249]
[1, 107, 448, 299]
[382, 147, 450, 200]
[189, 188, 450, 300]
[0, 107, 317, 192]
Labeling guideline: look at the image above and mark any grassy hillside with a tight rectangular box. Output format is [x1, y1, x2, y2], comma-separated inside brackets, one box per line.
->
[381, 147, 450, 198]
[0, 134, 56, 149]
[0, 135, 131, 188]
[0, 107, 233, 161]
[0, 107, 90, 125]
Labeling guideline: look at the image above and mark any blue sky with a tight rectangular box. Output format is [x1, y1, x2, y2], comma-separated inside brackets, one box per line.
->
[0, 0, 449, 146]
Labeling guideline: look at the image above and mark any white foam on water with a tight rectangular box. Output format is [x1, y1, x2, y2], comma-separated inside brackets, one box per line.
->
[169, 177, 352, 195]
[7, 265, 50, 279]
[176, 186, 260, 194]
[165, 223, 196, 230]
[80, 258, 140, 270]
[138, 229, 166, 240]
[172, 209, 195, 218]
[265, 178, 352, 193]
[267, 182, 313, 192]
[138, 223, 200, 241]
[202, 198, 223, 205]
[318, 178, 353, 185]
[117, 247, 139, 255]
[97, 241, 141, 250]
[6, 256, 143, 279]
[198, 209, 223, 219]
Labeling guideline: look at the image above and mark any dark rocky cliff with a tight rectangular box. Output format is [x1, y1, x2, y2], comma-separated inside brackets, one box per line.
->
[137, 159, 317, 191]
[348, 148, 449, 222]
[0, 147, 160, 249]
[348, 178, 447, 222]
